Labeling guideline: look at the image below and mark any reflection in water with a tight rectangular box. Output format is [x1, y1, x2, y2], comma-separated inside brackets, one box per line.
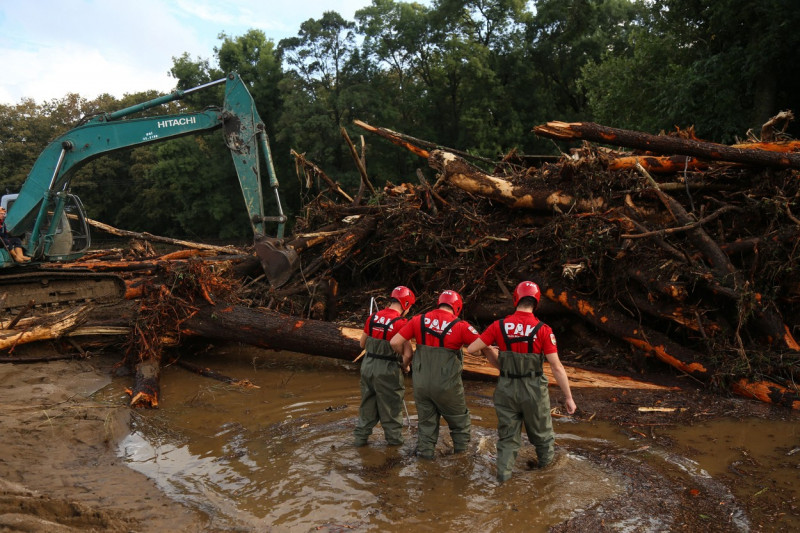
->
[96, 348, 797, 531]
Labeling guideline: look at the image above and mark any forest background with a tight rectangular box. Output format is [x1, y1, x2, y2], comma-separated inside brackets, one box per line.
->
[1, 0, 798, 242]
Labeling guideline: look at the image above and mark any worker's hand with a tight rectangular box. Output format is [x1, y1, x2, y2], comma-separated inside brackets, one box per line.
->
[403, 365, 411, 374]
[564, 398, 577, 415]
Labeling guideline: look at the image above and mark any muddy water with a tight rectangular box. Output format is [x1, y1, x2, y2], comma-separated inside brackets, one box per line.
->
[92, 347, 799, 532]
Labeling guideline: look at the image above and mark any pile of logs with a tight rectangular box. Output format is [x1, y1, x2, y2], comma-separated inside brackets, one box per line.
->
[273, 114, 800, 408]
[0, 113, 798, 411]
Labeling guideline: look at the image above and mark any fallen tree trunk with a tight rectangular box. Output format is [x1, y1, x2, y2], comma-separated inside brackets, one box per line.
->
[178, 303, 678, 390]
[181, 304, 362, 358]
[543, 282, 712, 380]
[175, 359, 260, 389]
[533, 121, 800, 169]
[428, 150, 606, 212]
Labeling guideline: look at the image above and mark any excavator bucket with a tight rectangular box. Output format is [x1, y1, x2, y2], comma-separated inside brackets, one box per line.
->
[254, 235, 300, 288]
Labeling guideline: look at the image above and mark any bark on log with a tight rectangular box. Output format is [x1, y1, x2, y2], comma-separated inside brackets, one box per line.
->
[607, 155, 709, 173]
[607, 140, 800, 173]
[428, 150, 606, 212]
[179, 303, 677, 390]
[533, 121, 800, 169]
[543, 282, 711, 380]
[181, 304, 362, 358]
[731, 379, 800, 410]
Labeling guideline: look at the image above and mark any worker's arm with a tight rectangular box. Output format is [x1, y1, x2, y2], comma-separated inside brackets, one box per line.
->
[545, 352, 576, 414]
[401, 340, 413, 371]
[467, 338, 499, 369]
[359, 332, 368, 349]
[390, 332, 408, 354]
[482, 346, 500, 369]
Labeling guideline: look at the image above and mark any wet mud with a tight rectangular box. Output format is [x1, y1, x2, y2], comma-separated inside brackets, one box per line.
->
[114, 347, 800, 532]
[1, 344, 797, 532]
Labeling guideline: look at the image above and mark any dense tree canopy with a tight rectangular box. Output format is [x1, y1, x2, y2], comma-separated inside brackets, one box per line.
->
[1, 0, 797, 240]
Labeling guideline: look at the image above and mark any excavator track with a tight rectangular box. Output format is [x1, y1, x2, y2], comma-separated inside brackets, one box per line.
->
[0, 268, 126, 312]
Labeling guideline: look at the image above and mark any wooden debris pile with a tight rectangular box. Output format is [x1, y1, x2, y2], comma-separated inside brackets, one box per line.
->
[249, 114, 800, 408]
[1, 113, 798, 411]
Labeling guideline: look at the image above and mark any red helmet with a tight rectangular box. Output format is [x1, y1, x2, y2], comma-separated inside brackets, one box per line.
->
[438, 290, 463, 316]
[391, 286, 416, 311]
[513, 281, 541, 307]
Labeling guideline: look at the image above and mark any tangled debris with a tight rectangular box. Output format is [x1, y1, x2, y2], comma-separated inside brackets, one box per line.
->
[2, 115, 798, 411]
[247, 115, 800, 408]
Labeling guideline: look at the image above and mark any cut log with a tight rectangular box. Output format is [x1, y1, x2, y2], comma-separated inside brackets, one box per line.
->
[181, 304, 361, 357]
[179, 304, 678, 390]
[533, 121, 800, 169]
[129, 358, 160, 408]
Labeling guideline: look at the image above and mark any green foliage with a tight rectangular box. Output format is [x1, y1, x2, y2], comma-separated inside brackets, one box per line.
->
[581, 0, 800, 141]
[4, 0, 796, 244]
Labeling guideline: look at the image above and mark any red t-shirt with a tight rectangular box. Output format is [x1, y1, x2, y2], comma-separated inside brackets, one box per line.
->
[362, 308, 408, 341]
[397, 309, 479, 349]
[478, 310, 557, 355]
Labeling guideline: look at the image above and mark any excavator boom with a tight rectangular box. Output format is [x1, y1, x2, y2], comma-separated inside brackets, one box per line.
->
[4, 73, 298, 289]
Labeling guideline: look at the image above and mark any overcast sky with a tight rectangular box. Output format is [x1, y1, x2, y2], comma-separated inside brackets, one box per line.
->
[0, 0, 378, 105]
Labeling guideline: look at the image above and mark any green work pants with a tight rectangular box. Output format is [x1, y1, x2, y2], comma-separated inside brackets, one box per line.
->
[412, 344, 470, 457]
[354, 340, 405, 445]
[494, 349, 552, 480]
[494, 373, 553, 480]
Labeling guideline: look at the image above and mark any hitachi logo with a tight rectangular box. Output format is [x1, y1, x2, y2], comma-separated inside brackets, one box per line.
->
[157, 117, 197, 128]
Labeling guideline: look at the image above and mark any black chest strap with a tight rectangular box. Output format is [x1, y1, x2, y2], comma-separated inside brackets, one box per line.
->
[420, 312, 461, 347]
[499, 320, 545, 353]
[368, 314, 403, 340]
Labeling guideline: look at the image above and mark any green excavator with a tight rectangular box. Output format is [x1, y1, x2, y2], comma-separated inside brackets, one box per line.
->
[0, 73, 299, 309]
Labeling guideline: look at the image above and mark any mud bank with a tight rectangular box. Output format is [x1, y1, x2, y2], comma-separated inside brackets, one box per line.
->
[0, 353, 207, 532]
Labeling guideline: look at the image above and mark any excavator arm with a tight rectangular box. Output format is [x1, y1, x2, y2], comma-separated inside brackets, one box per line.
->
[5, 73, 297, 286]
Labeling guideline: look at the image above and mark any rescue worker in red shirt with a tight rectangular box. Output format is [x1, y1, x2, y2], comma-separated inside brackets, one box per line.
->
[354, 286, 416, 447]
[390, 290, 480, 459]
[467, 281, 576, 482]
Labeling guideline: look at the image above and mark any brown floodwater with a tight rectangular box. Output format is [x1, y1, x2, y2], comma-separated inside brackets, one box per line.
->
[92, 346, 799, 532]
